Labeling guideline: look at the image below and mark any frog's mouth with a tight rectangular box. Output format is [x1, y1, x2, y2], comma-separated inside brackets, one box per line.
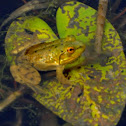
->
[59, 45, 85, 65]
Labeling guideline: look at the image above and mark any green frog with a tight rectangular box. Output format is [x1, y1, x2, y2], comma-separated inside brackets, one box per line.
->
[10, 35, 85, 93]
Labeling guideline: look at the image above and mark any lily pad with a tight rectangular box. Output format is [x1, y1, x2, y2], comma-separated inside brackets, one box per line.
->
[34, 1, 126, 126]
[5, 16, 58, 63]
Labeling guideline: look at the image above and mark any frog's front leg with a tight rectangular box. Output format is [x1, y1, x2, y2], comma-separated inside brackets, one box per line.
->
[10, 64, 46, 94]
[56, 65, 71, 85]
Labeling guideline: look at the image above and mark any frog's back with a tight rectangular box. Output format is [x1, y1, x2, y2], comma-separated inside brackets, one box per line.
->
[21, 37, 85, 71]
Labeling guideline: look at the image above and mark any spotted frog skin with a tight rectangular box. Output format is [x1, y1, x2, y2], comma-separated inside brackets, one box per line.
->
[10, 35, 85, 93]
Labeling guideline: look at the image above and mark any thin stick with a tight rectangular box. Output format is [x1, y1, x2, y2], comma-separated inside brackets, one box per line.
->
[118, 17, 126, 29]
[95, 0, 108, 54]
[0, 87, 25, 111]
[22, 0, 27, 4]
[0, 0, 50, 30]
[111, 0, 122, 12]
[112, 8, 126, 22]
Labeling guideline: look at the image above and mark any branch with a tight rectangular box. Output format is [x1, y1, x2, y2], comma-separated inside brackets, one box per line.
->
[95, 0, 108, 54]
[0, 0, 50, 30]
[111, 0, 122, 12]
[0, 87, 25, 111]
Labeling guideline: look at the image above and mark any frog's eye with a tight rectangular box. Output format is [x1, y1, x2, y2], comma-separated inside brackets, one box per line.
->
[67, 47, 75, 54]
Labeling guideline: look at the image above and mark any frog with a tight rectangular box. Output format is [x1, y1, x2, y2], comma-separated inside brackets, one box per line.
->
[10, 35, 85, 93]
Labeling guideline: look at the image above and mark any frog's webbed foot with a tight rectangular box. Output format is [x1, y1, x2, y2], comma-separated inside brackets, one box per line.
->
[10, 64, 45, 94]
[56, 65, 71, 85]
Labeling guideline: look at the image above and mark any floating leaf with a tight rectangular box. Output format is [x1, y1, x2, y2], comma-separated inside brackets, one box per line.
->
[5, 16, 58, 63]
[34, 2, 126, 126]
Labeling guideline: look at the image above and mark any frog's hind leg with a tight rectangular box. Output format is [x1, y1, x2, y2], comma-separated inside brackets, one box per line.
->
[10, 64, 41, 85]
[10, 64, 45, 94]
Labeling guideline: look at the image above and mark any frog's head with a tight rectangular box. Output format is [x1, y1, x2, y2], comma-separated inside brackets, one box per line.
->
[59, 39, 86, 65]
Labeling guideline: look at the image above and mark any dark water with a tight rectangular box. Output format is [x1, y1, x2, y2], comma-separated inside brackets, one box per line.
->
[0, 0, 126, 126]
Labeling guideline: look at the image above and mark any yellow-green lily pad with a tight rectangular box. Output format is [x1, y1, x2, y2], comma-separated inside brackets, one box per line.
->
[34, 1, 126, 126]
[5, 16, 58, 63]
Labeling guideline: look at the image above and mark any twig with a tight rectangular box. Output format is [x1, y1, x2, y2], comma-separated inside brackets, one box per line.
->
[21, 0, 39, 14]
[15, 110, 22, 126]
[0, 87, 25, 111]
[112, 8, 126, 22]
[111, 0, 122, 12]
[22, 0, 27, 4]
[0, 0, 75, 30]
[95, 0, 108, 54]
[118, 17, 126, 29]
[0, 0, 50, 30]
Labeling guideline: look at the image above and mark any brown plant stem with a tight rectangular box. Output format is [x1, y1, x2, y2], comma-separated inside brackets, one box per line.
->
[15, 110, 22, 126]
[118, 17, 126, 29]
[95, 0, 108, 54]
[0, 87, 25, 111]
[21, 0, 39, 14]
[112, 8, 126, 22]
[22, 0, 27, 4]
[0, 0, 50, 30]
[111, 0, 122, 12]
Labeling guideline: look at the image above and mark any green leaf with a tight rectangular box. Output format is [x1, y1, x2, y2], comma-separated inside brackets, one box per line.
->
[33, 2, 126, 126]
[56, 1, 96, 44]
[5, 16, 58, 63]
